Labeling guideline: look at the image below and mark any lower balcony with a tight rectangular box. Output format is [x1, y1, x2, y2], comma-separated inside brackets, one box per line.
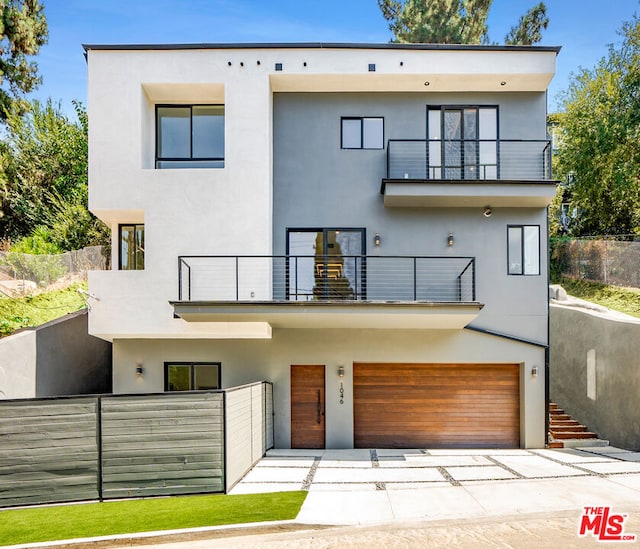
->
[171, 255, 483, 330]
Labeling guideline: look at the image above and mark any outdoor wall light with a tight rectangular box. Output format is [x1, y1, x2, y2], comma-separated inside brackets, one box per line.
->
[135, 364, 144, 377]
[531, 366, 538, 378]
[338, 366, 345, 378]
[483, 206, 493, 218]
[500, 81, 507, 86]
[447, 233, 454, 247]
[374, 233, 381, 246]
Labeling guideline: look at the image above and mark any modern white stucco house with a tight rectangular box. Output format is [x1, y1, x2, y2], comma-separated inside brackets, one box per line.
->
[84, 42, 559, 449]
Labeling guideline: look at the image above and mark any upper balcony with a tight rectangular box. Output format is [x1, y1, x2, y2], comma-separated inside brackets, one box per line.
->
[382, 138, 557, 208]
[171, 255, 483, 330]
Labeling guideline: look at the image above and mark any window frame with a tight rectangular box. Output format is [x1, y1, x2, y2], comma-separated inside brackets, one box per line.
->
[155, 104, 225, 169]
[118, 223, 145, 271]
[340, 117, 384, 150]
[507, 224, 541, 276]
[426, 105, 500, 180]
[164, 362, 222, 391]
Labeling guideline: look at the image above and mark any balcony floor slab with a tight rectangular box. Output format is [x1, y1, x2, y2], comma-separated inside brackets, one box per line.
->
[171, 300, 483, 330]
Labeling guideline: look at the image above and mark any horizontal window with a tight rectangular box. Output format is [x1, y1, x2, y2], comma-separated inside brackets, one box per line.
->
[341, 117, 384, 149]
[164, 362, 221, 391]
[156, 105, 224, 169]
[508, 225, 540, 275]
[119, 224, 144, 270]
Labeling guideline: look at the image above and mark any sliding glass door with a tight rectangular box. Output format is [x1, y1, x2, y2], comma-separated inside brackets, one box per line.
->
[287, 229, 365, 301]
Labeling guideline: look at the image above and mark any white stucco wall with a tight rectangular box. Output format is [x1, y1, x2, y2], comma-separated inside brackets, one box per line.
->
[112, 328, 546, 449]
[0, 330, 36, 399]
[86, 45, 557, 341]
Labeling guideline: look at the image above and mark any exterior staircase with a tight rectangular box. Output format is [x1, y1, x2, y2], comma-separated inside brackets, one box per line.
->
[548, 402, 605, 448]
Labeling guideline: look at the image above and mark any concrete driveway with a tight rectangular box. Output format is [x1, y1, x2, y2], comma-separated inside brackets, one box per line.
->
[230, 447, 640, 526]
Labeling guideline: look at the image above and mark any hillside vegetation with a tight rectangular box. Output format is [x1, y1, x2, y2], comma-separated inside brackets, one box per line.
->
[0, 282, 87, 337]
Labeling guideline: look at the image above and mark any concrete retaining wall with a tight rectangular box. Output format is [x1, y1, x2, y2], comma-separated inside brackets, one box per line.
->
[550, 303, 640, 450]
[0, 310, 112, 399]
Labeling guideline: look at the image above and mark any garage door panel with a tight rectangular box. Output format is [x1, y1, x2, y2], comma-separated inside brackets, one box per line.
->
[353, 363, 520, 449]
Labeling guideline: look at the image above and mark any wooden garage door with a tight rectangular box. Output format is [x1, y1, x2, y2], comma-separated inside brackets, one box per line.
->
[353, 363, 520, 448]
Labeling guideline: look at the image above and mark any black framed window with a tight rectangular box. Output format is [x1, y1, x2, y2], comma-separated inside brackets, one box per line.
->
[341, 117, 384, 149]
[119, 224, 144, 270]
[156, 105, 224, 169]
[427, 105, 498, 180]
[507, 225, 540, 275]
[164, 362, 221, 391]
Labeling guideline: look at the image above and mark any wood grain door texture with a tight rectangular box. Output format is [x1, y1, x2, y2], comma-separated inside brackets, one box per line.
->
[290, 365, 326, 449]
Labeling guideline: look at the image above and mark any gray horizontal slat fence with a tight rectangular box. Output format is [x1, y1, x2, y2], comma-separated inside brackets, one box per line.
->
[100, 392, 224, 499]
[225, 382, 274, 491]
[0, 382, 273, 507]
[0, 398, 99, 507]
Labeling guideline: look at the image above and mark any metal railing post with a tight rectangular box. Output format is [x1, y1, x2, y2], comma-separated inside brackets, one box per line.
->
[235, 257, 239, 301]
[413, 257, 417, 301]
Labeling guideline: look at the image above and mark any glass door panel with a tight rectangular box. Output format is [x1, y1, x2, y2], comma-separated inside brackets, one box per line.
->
[288, 229, 364, 300]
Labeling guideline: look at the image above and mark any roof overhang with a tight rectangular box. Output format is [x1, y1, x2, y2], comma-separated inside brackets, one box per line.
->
[171, 300, 484, 330]
[382, 180, 558, 208]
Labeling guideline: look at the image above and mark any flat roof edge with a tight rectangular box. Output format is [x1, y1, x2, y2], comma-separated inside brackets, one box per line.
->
[82, 42, 561, 54]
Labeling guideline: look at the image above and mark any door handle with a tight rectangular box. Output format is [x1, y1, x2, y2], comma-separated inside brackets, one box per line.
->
[317, 390, 322, 424]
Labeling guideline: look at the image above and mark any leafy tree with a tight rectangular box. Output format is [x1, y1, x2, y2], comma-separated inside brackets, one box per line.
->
[554, 16, 640, 236]
[0, 99, 110, 250]
[0, 0, 48, 119]
[378, 0, 548, 45]
[505, 2, 549, 46]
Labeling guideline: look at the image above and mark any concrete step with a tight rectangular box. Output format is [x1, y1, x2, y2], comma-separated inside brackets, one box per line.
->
[550, 419, 580, 427]
[550, 430, 598, 440]
[549, 408, 566, 415]
[562, 438, 610, 449]
[550, 425, 588, 432]
[547, 441, 565, 448]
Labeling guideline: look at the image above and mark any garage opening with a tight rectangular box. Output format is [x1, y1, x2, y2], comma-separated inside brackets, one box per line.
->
[353, 363, 520, 448]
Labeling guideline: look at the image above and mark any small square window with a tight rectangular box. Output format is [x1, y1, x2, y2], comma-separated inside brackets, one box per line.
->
[368, 64, 376, 72]
[165, 362, 221, 391]
[156, 105, 224, 169]
[119, 224, 144, 270]
[508, 225, 540, 275]
[341, 117, 384, 149]
[275, 63, 283, 71]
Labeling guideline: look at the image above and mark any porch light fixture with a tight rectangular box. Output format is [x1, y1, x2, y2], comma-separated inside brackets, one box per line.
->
[338, 366, 345, 405]
[531, 366, 538, 378]
[135, 364, 144, 377]
[447, 233, 454, 247]
[500, 81, 507, 86]
[483, 207, 493, 218]
[374, 233, 381, 246]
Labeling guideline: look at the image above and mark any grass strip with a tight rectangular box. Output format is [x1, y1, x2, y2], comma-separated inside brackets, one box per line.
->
[0, 491, 307, 546]
[554, 277, 640, 318]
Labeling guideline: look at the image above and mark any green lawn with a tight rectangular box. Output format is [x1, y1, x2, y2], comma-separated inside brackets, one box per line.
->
[0, 491, 307, 546]
[0, 282, 87, 337]
[554, 277, 640, 318]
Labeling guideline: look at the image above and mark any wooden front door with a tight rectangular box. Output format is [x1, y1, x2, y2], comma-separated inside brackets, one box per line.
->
[291, 365, 325, 448]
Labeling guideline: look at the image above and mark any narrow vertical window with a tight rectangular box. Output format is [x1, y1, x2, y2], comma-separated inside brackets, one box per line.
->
[119, 224, 144, 270]
[508, 225, 540, 275]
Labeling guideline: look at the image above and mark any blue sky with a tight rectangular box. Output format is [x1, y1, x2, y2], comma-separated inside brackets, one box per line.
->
[32, 0, 639, 114]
